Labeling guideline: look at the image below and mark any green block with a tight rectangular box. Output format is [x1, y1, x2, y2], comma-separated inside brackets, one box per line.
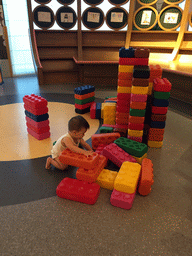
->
[99, 126, 114, 133]
[75, 96, 95, 105]
[114, 137, 148, 157]
[129, 108, 146, 117]
[153, 91, 170, 100]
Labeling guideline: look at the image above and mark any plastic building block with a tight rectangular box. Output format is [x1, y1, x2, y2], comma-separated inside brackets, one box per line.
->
[23, 94, 48, 108]
[26, 122, 50, 134]
[25, 116, 49, 128]
[131, 93, 147, 102]
[119, 58, 148, 66]
[102, 143, 137, 167]
[75, 102, 93, 110]
[150, 121, 166, 129]
[117, 86, 131, 94]
[27, 128, 50, 140]
[132, 152, 147, 164]
[148, 140, 163, 148]
[117, 93, 131, 101]
[74, 85, 95, 95]
[76, 155, 107, 183]
[129, 108, 146, 117]
[114, 137, 148, 157]
[75, 92, 95, 100]
[138, 158, 154, 196]
[134, 48, 150, 58]
[148, 133, 164, 141]
[152, 98, 169, 107]
[118, 72, 133, 80]
[75, 108, 90, 114]
[151, 106, 168, 115]
[75, 97, 95, 105]
[148, 128, 165, 136]
[128, 122, 144, 130]
[97, 169, 118, 190]
[131, 86, 148, 95]
[96, 103, 101, 119]
[127, 135, 142, 143]
[117, 99, 130, 107]
[153, 91, 170, 100]
[101, 124, 116, 128]
[59, 148, 99, 169]
[118, 79, 132, 87]
[116, 105, 130, 113]
[103, 104, 116, 125]
[114, 161, 141, 194]
[132, 78, 149, 87]
[119, 47, 135, 58]
[130, 101, 146, 110]
[116, 117, 129, 125]
[99, 126, 114, 133]
[149, 64, 162, 79]
[113, 128, 127, 137]
[25, 110, 49, 122]
[110, 189, 136, 210]
[148, 82, 153, 95]
[56, 177, 100, 205]
[24, 104, 48, 116]
[116, 112, 129, 120]
[133, 65, 150, 79]
[151, 114, 167, 122]
[118, 65, 134, 73]
[128, 129, 143, 137]
[129, 116, 145, 124]
[91, 133, 120, 150]
[153, 78, 172, 92]
[90, 102, 96, 119]
[115, 124, 128, 130]
[95, 144, 108, 155]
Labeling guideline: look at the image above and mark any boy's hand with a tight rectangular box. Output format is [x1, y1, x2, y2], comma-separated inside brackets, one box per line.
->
[84, 150, 94, 157]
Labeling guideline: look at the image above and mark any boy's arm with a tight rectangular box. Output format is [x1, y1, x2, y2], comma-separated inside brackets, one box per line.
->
[80, 138, 93, 151]
[62, 137, 93, 156]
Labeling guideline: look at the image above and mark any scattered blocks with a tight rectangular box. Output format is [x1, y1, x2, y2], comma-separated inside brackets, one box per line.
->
[97, 169, 118, 190]
[110, 189, 136, 210]
[59, 149, 99, 169]
[91, 133, 120, 150]
[56, 177, 100, 205]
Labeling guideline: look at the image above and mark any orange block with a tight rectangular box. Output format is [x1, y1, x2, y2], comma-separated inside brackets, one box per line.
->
[91, 133, 121, 150]
[75, 92, 95, 100]
[118, 79, 132, 87]
[128, 116, 145, 124]
[148, 133, 164, 141]
[118, 72, 132, 80]
[76, 155, 108, 183]
[148, 128, 165, 136]
[130, 101, 147, 110]
[138, 158, 154, 196]
[59, 149, 99, 169]
[116, 112, 129, 119]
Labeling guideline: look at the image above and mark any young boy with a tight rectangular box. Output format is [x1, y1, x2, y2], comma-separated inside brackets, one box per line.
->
[45, 115, 94, 170]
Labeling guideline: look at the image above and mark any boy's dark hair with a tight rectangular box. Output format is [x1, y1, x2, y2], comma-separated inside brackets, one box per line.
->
[68, 115, 90, 131]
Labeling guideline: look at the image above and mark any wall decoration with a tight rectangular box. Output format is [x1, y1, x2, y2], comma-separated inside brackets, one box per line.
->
[82, 7, 104, 29]
[33, 6, 55, 29]
[87, 12, 100, 23]
[164, 12, 178, 24]
[106, 7, 128, 30]
[111, 12, 124, 22]
[141, 10, 152, 25]
[133, 6, 158, 30]
[158, 6, 182, 30]
[56, 6, 76, 29]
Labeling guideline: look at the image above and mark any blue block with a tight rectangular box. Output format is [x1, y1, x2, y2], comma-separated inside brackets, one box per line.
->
[152, 98, 169, 107]
[119, 47, 135, 58]
[96, 103, 101, 119]
[150, 121, 166, 129]
[25, 110, 49, 122]
[74, 85, 95, 95]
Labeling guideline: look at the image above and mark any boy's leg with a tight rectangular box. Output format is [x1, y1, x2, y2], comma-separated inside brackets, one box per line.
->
[46, 156, 68, 171]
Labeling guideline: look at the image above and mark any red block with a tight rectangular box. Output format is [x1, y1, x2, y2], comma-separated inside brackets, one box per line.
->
[27, 127, 50, 140]
[102, 143, 137, 167]
[152, 106, 168, 115]
[75, 92, 95, 100]
[148, 128, 165, 136]
[131, 93, 147, 102]
[25, 116, 49, 128]
[118, 79, 132, 87]
[110, 189, 136, 210]
[132, 78, 149, 87]
[148, 133, 164, 141]
[59, 149, 99, 169]
[91, 133, 120, 150]
[116, 105, 130, 113]
[138, 158, 154, 196]
[129, 116, 145, 124]
[119, 58, 149, 66]
[117, 93, 131, 101]
[149, 65, 162, 81]
[24, 104, 48, 115]
[90, 102, 96, 119]
[128, 122, 144, 130]
[118, 72, 133, 80]
[95, 144, 108, 155]
[23, 94, 47, 108]
[76, 155, 107, 183]
[153, 78, 172, 92]
[26, 122, 50, 134]
[75, 102, 93, 110]
[127, 136, 142, 143]
[56, 178, 100, 205]
[115, 124, 128, 130]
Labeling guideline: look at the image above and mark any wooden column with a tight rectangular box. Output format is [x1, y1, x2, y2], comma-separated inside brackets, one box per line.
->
[125, 0, 136, 48]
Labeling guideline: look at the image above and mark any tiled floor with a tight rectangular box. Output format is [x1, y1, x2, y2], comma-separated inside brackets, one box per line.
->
[0, 75, 192, 256]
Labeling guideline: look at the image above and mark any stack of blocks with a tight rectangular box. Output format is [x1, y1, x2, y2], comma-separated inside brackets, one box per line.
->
[74, 85, 95, 114]
[128, 48, 150, 143]
[23, 94, 50, 140]
[148, 77, 172, 148]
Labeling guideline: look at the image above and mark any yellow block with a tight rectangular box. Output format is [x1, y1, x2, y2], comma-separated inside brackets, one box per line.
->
[148, 82, 153, 95]
[114, 161, 141, 194]
[103, 103, 116, 125]
[101, 102, 116, 119]
[119, 65, 134, 73]
[128, 129, 143, 137]
[97, 169, 118, 190]
[132, 153, 147, 164]
[148, 140, 163, 148]
[117, 86, 131, 94]
[131, 86, 148, 95]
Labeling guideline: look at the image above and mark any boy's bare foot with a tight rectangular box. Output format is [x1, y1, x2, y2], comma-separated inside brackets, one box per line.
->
[45, 157, 52, 169]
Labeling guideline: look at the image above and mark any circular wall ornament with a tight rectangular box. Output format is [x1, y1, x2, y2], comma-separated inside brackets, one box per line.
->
[157, 5, 182, 31]
[133, 6, 158, 31]
[33, 5, 55, 29]
[164, 0, 185, 4]
[82, 7, 104, 30]
[137, 0, 158, 5]
[108, 0, 129, 7]
[83, 0, 104, 6]
[57, 0, 75, 5]
[106, 7, 128, 30]
[56, 7, 77, 29]
[34, 0, 52, 4]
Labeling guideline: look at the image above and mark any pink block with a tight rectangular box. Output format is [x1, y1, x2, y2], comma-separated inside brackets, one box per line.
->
[24, 104, 48, 115]
[25, 116, 49, 128]
[27, 127, 50, 140]
[128, 135, 143, 143]
[110, 189, 136, 210]
[131, 93, 148, 102]
[102, 143, 137, 167]
[95, 144, 108, 156]
[90, 103, 96, 119]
